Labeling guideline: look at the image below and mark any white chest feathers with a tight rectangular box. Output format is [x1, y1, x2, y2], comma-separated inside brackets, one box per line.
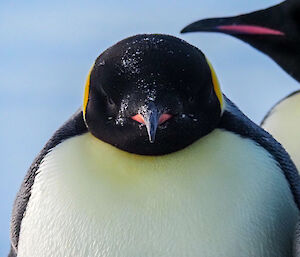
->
[18, 129, 298, 257]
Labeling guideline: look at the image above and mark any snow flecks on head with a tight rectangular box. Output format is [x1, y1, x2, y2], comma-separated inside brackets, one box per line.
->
[97, 60, 106, 66]
[138, 123, 144, 130]
[146, 88, 156, 102]
[121, 55, 141, 75]
[136, 78, 157, 102]
[138, 104, 149, 117]
[115, 96, 129, 126]
[121, 36, 167, 75]
[180, 113, 198, 122]
[119, 35, 180, 80]
[120, 43, 144, 75]
[188, 113, 198, 122]
[120, 36, 166, 75]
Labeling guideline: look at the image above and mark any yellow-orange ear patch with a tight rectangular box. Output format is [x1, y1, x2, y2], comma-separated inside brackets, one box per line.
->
[206, 58, 224, 112]
[83, 65, 94, 120]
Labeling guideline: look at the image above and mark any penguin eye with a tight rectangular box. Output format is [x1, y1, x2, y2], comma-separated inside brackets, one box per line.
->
[107, 97, 115, 106]
[188, 96, 195, 103]
[106, 96, 117, 111]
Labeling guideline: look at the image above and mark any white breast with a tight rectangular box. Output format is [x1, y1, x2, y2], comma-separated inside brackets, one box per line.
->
[18, 129, 298, 257]
[262, 91, 300, 171]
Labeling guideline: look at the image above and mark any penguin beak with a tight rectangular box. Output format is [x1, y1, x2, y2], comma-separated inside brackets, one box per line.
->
[131, 102, 172, 143]
[181, 16, 284, 36]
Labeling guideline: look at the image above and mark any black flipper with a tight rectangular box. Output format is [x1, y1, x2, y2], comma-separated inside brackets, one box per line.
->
[294, 219, 300, 256]
[9, 109, 87, 256]
[219, 96, 300, 209]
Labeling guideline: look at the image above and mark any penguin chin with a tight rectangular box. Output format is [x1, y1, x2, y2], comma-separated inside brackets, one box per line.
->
[86, 103, 222, 155]
[88, 117, 219, 156]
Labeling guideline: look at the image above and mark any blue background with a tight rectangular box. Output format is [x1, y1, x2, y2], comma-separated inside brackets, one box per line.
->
[1, 0, 298, 255]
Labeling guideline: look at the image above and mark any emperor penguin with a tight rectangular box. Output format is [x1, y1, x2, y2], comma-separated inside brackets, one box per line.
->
[180, 0, 300, 172]
[9, 34, 300, 257]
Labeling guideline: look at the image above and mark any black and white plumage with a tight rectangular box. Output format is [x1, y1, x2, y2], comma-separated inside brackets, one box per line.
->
[9, 109, 87, 257]
[9, 34, 300, 257]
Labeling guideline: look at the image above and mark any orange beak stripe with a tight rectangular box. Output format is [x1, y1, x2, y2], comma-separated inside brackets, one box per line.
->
[132, 113, 172, 125]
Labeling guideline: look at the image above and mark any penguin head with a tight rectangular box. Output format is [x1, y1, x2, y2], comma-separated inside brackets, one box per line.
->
[83, 34, 223, 155]
[181, 0, 300, 41]
[181, 1, 300, 81]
